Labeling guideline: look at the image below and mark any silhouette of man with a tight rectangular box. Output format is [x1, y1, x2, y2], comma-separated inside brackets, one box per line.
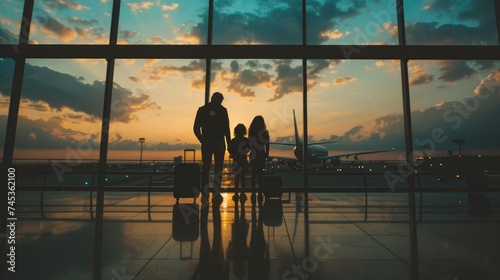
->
[194, 92, 231, 202]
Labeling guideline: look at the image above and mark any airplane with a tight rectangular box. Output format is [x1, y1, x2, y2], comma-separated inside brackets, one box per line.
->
[268, 110, 394, 168]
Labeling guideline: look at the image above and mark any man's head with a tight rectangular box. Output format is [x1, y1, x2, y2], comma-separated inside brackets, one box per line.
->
[211, 92, 224, 104]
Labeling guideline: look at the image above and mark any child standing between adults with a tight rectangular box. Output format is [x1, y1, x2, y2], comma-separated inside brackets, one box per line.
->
[228, 123, 250, 203]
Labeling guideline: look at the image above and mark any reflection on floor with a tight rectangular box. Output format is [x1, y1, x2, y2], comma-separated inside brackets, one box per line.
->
[13, 191, 500, 280]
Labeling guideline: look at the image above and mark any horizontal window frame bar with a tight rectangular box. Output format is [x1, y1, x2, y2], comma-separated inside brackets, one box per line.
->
[1, 45, 500, 60]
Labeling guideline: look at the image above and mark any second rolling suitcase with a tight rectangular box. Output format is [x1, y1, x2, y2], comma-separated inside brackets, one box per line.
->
[174, 149, 200, 202]
[262, 175, 283, 199]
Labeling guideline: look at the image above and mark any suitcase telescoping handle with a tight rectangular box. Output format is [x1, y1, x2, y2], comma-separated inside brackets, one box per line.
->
[183, 149, 196, 163]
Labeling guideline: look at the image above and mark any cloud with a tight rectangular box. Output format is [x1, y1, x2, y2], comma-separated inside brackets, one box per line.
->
[333, 76, 357, 85]
[66, 16, 98, 27]
[119, 30, 140, 40]
[0, 115, 99, 149]
[146, 36, 170, 44]
[226, 68, 272, 97]
[44, 0, 90, 11]
[438, 60, 476, 83]
[270, 60, 303, 101]
[315, 70, 500, 152]
[320, 29, 349, 40]
[127, 2, 155, 13]
[474, 70, 500, 97]
[306, 0, 367, 44]
[192, 1, 363, 45]
[162, 3, 179, 11]
[129, 59, 209, 85]
[0, 59, 159, 123]
[215, 59, 338, 101]
[409, 65, 434, 87]
[405, 21, 496, 45]
[36, 15, 78, 42]
[0, 28, 17, 44]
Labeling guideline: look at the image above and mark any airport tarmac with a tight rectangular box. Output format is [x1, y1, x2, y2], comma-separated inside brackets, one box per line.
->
[10, 165, 500, 280]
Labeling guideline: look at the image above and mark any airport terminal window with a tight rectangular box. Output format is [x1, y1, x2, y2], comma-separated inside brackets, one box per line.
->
[209, 59, 303, 160]
[409, 60, 500, 158]
[0, 1, 24, 45]
[108, 59, 206, 161]
[306, 59, 404, 174]
[117, 0, 208, 44]
[212, 0, 302, 45]
[12, 59, 106, 159]
[0, 58, 14, 158]
[30, 0, 113, 44]
[404, 0, 499, 45]
[306, 0, 399, 45]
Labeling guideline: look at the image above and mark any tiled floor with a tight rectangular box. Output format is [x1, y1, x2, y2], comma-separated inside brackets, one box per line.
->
[12, 190, 500, 280]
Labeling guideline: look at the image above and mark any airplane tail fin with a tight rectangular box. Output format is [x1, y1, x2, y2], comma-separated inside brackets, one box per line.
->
[293, 109, 302, 145]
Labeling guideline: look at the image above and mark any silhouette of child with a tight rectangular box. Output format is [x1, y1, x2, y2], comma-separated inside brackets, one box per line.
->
[228, 123, 250, 202]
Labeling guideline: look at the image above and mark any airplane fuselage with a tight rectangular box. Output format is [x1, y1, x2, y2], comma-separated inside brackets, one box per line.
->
[294, 144, 331, 164]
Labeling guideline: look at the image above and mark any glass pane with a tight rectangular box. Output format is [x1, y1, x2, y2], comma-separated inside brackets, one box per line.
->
[14, 58, 106, 160]
[404, 0, 499, 45]
[306, 0, 399, 45]
[31, 0, 112, 44]
[409, 60, 500, 279]
[308, 59, 404, 168]
[409, 60, 500, 158]
[213, 0, 302, 45]
[0, 58, 15, 158]
[0, 0, 24, 44]
[210, 58, 303, 156]
[109, 59, 206, 162]
[210, 59, 303, 190]
[118, 0, 208, 44]
[303, 59, 409, 277]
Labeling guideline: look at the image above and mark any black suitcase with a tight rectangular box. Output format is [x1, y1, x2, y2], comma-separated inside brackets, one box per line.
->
[263, 199, 283, 227]
[262, 176, 283, 199]
[172, 203, 199, 259]
[174, 149, 200, 202]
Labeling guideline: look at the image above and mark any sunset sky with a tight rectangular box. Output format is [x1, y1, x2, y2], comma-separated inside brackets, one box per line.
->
[1, 0, 499, 161]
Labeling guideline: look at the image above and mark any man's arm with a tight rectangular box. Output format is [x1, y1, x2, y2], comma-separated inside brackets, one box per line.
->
[223, 109, 231, 148]
[193, 109, 203, 143]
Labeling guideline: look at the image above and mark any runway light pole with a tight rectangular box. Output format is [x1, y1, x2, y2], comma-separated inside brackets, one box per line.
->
[139, 138, 145, 170]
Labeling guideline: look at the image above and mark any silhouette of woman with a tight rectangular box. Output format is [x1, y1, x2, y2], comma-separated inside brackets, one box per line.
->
[248, 116, 270, 199]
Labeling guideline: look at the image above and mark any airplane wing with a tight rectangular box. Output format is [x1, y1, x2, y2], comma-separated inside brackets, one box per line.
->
[267, 155, 298, 162]
[318, 148, 395, 160]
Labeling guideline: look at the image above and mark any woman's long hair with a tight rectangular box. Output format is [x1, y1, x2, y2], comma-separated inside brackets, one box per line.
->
[249, 116, 266, 138]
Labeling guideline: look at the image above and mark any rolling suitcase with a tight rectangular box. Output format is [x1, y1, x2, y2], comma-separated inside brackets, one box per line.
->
[174, 149, 200, 203]
[263, 199, 283, 227]
[262, 161, 283, 199]
[172, 203, 200, 259]
[262, 176, 283, 199]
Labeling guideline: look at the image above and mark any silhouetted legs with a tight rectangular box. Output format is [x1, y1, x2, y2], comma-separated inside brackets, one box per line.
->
[233, 161, 247, 203]
[201, 142, 225, 202]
